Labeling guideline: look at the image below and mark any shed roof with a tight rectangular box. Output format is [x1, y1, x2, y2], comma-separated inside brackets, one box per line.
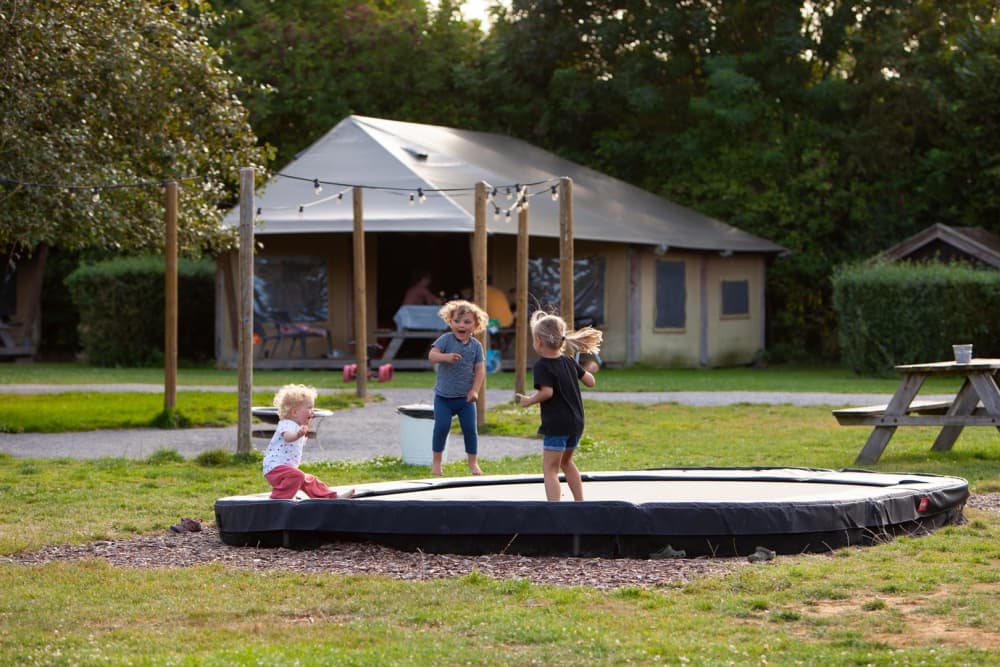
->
[877, 223, 1000, 269]
[225, 115, 786, 254]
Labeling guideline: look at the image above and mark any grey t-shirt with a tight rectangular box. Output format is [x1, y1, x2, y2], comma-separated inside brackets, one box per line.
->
[432, 332, 484, 398]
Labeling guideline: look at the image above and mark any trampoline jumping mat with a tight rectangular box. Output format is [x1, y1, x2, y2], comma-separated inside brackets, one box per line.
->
[214, 467, 969, 558]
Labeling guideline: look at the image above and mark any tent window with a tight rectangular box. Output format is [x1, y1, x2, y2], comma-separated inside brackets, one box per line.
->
[655, 260, 685, 329]
[527, 256, 605, 327]
[254, 255, 329, 322]
[721, 280, 749, 317]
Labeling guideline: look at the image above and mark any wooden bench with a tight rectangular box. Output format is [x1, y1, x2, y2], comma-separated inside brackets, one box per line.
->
[833, 400, 991, 427]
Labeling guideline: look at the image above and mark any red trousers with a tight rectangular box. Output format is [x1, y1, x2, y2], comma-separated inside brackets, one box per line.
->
[265, 465, 342, 499]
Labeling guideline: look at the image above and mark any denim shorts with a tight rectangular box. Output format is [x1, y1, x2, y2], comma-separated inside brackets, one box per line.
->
[542, 433, 580, 452]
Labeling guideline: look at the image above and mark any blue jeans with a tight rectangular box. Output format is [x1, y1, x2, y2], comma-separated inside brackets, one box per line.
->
[433, 394, 478, 455]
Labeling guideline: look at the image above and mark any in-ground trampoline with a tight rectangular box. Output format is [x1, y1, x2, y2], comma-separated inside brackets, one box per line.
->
[214, 467, 968, 558]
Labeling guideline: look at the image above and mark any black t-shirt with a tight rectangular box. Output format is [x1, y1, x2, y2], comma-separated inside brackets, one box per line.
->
[532, 354, 586, 435]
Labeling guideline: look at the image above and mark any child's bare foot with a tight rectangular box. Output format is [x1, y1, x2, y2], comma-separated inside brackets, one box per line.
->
[340, 488, 356, 499]
[430, 468, 443, 477]
[469, 465, 483, 476]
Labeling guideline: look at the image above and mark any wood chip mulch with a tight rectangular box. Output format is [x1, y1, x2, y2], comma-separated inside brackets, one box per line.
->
[5, 494, 997, 590]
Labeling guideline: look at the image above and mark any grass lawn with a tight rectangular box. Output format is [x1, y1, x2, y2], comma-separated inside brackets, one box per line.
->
[1, 363, 999, 664]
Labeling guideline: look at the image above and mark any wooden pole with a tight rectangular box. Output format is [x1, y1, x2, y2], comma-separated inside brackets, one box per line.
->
[352, 186, 368, 399]
[559, 177, 574, 327]
[236, 167, 255, 455]
[164, 180, 178, 412]
[474, 182, 488, 425]
[515, 205, 529, 396]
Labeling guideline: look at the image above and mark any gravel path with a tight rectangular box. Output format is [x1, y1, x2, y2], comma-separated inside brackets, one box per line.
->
[0, 385, 938, 463]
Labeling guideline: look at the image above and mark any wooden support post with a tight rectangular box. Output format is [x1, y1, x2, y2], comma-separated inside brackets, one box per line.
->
[515, 205, 529, 396]
[236, 167, 255, 456]
[559, 177, 574, 327]
[164, 180, 178, 412]
[352, 187, 368, 399]
[474, 182, 488, 425]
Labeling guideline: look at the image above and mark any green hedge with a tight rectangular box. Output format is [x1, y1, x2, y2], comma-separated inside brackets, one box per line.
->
[66, 256, 215, 366]
[832, 261, 1000, 374]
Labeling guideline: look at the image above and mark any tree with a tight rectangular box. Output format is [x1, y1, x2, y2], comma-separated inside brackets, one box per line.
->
[0, 0, 270, 255]
[484, 0, 1000, 360]
[209, 0, 486, 167]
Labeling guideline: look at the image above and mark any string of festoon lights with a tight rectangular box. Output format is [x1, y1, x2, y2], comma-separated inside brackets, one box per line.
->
[2, 172, 566, 223]
[264, 172, 565, 222]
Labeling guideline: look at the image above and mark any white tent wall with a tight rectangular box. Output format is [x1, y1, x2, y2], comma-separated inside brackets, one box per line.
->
[215, 236, 770, 369]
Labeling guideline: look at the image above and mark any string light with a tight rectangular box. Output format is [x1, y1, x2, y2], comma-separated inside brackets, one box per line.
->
[3, 173, 568, 222]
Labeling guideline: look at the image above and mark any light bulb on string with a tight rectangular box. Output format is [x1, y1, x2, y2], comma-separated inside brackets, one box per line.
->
[550, 185, 559, 201]
[493, 205, 500, 222]
[336, 192, 344, 204]
[505, 187, 512, 200]
[91, 188, 100, 203]
[418, 187, 426, 204]
[313, 179, 323, 195]
[409, 193, 415, 206]
[298, 205, 304, 215]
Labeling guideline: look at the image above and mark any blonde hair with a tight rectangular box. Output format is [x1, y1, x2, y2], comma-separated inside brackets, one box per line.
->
[272, 383, 318, 419]
[438, 299, 489, 334]
[529, 310, 603, 356]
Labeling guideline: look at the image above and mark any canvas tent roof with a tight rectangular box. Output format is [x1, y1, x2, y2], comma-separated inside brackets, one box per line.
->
[225, 115, 786, 254]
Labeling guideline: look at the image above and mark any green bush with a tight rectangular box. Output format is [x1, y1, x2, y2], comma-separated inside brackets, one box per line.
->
[65, 256, 215, 366]
[832, 261, 1000, 374]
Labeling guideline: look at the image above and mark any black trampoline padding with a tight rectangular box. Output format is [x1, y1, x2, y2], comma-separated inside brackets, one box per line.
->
[214, 467, 968, 558]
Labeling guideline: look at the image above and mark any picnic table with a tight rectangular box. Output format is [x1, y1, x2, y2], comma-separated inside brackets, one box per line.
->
[834, 358, 1000, 464]
[376, 305, 447, 362]
[0, 321, 34, 359]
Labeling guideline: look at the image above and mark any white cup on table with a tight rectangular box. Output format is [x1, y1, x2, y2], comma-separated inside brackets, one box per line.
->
[952, 344, 973, 364]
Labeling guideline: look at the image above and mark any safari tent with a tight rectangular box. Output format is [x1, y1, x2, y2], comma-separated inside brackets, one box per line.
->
[216, 115, 786, 369]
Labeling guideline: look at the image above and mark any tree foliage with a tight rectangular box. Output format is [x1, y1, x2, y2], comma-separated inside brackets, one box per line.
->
[481, 0, 1000, 358]
[0, 0, 270, 254]
[210, 0, 486, 167]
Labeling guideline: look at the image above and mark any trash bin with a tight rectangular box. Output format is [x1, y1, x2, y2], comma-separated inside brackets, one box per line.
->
[397, 404, 446, 466]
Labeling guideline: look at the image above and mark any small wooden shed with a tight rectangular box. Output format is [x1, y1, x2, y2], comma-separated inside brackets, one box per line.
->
[877, 223, 1000, 269]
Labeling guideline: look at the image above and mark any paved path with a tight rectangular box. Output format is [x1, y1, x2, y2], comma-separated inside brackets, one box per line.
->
[0, 384, 948, 464]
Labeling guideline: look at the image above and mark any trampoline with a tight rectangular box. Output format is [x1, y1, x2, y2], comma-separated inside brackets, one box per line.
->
[214, 467, 968, 558]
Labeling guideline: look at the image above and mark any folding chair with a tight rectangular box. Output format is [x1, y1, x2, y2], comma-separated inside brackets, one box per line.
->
[272, 311, 332, 358]
[252, 319, 281, 358]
